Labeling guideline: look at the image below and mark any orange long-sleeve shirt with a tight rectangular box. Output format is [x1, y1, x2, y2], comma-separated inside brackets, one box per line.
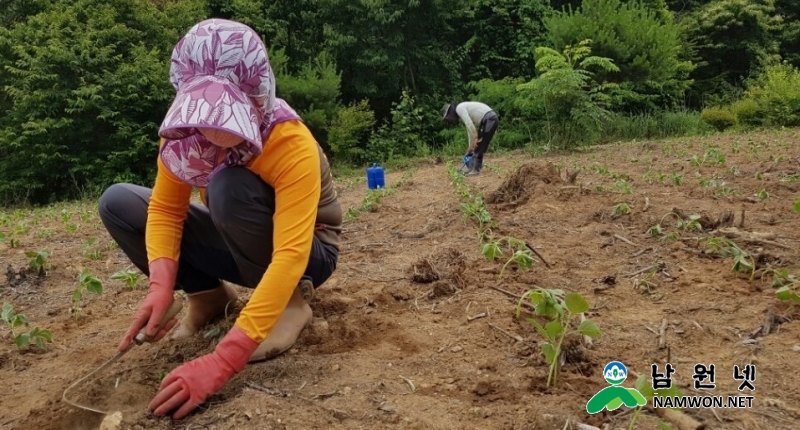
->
[145, 120, 337, 343]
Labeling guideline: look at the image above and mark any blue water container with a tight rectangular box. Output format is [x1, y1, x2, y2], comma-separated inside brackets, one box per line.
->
[367, 163, 385, 189]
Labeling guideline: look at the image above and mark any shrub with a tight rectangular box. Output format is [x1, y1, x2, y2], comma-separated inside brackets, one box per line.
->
[327, 100, 376, 165]
[366, 91, 429, 162]
[730, 98, 763, 127]
[745, 63, 800, 127]
[700, 107, 737, 131]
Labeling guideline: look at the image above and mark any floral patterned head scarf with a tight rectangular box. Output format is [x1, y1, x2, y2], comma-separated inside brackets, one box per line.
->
[157, 19, 300, 188]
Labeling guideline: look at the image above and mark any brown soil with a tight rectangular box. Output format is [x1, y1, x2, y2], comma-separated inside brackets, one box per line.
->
[2, 130, 800, 430]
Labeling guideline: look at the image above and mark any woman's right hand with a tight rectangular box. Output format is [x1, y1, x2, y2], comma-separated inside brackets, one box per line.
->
[118, 258, 179, 351]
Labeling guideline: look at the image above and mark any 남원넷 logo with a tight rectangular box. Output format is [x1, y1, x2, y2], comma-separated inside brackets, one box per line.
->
[587, 360, 757, 414]
[586, 361, 647, 414]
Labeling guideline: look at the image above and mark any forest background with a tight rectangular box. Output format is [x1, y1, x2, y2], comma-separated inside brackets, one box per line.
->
[1, 0, 798, 204]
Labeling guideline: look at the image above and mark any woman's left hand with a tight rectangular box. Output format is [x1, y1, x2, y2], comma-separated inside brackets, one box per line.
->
[149, 326, 259, 419]
[149, 352, 232, 419]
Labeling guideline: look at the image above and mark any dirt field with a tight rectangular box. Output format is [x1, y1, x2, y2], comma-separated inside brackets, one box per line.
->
[2, 129, 800, 430]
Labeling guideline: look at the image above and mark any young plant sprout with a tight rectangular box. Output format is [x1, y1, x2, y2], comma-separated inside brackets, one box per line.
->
[25, 249, 49, 276]
[111, 269, 143, 290]
[610, 202, 630, 218]
[516, 288, 601, 388]
[72, 268, 104, 321]
[2, 303, 53, 351]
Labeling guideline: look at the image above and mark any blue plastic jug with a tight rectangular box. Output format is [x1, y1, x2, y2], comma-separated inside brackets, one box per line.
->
[367, 163, 385, 189]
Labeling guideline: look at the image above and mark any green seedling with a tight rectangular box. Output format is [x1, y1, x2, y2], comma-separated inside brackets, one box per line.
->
[698, 177, 723, 188]
[757, 268, 800, 303]
[36, 228, 55, 240]
[614, 180, 632, 194]
[81, 238, 103, 260]
[9, 238, 20, 248]
[591, 163, 610, 175]
[703, 237, 755, 279]
[460, 195, 493, 228]
[343, 207, 361, 222]
[481, 237, 503, 261]
[25, 249, 49, 276]
[610, 172, 632, 182]
[646, 224, 663, 237]
[755, 189, 769, 201]
[516, 289, 601, 388]
[714, 187, 736, 197]
[64, 222, 78, 234]
[72, 268, 104, 321]
[793, 198, 800, 214]
[481, 235, 537, 279]
[2, 303, 53, 351]
[676, 214, 702, 232]
[660, 232, 680, 242]
[690, 148, 726, 167]
[15, 222, 30, 236]
[610, 203, 630, 219]
[671, 173, 682, 186]
[111, 269, 143, 290]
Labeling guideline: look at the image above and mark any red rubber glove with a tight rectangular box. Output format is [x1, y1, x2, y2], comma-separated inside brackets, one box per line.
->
[149, 325, 258, 419]
[118, 257, 178, 351]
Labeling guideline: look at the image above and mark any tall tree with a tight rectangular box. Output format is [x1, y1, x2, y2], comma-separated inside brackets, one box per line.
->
[312, 0, 468, 118]
[458, 0, 552, 81]
[0, 0, 206, 204]
[684, 0, 781, 103]
[545, 0, 693, 110]
[775, 0, 800, 68]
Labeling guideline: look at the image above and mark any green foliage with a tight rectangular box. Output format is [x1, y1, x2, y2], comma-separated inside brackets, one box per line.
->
[72, 267, 103, 321]
[326, 100, 376, 165]
[0, 0, 796, 199]
[546, 0, 692, 111]
[743, 63, 800, 127]
[26, 249, 49, 274]
[700, 107, 737, 131]
[775, 0, 800, 68]
[111, 269, 142, 289]
[272, 49, 343, 149]
[368, 91, 437, 162]
[517, 288, 601, 387]
[314, 0, 467, 117]
[702, 237, 755, 278]
[600, 110, 712, 141]
[460, 0, 552, 80]
[517, 40, 620, 148]
[756, 268, 800, 303]
[685, 0, 780, 96]
[2, 302, 53, 351]
[0, 0, 206, 204]
[729, 98, 763, 127]
[480, 235, 537, 279]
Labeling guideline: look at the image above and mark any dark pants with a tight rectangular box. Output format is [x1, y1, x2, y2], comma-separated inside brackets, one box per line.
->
[472, 111, 499, 171]
[98, 167, 338, 294]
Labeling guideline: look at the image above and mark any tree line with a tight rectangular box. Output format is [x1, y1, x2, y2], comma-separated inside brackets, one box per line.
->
[1, 0, 798, 204]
